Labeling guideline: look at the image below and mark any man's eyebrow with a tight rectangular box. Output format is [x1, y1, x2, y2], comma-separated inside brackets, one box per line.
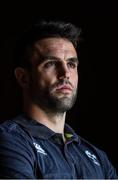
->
[41, 56, 60, 61]
[67, 57, 79, 65]
[39, 55, 79, 64]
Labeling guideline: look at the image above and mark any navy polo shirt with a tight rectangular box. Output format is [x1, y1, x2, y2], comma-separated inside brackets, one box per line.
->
[0, 114, 117, 179]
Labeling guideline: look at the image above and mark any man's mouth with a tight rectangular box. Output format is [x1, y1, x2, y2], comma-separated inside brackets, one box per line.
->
[55, 85, 73, 93]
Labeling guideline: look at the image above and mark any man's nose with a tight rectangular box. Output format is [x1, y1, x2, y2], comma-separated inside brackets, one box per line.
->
[57, 62, 70, 80]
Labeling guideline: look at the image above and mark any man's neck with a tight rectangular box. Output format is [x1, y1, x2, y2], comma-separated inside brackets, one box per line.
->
[23, 103, 66, 135]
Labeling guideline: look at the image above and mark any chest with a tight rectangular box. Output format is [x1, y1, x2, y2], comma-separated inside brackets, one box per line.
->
[33, 139, 105, 179]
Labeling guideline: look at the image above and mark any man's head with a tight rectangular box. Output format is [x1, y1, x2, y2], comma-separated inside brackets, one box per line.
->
[15, 20, 81, 113]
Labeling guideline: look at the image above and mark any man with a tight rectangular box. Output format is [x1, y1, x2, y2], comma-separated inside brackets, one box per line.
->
[0, 20, 117, 179]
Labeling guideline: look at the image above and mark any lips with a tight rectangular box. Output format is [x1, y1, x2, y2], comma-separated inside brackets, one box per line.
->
[55, 85, 73, 92]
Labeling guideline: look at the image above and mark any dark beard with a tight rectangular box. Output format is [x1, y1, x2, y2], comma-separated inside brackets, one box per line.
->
[29, 79, 78, 113]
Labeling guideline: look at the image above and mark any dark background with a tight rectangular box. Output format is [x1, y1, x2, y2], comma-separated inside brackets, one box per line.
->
[0, 1, 118, 172]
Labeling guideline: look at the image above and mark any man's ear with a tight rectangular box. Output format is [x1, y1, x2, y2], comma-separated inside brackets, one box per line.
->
[14, 67, 30, 88]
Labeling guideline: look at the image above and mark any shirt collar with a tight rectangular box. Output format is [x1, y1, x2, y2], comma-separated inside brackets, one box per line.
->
[13, 114, 80, 143]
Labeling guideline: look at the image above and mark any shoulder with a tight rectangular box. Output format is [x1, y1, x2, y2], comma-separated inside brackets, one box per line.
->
[79, 136, 106, 157]
[78, 135, 117, 178]
[0, 119, 21, 134]
[0, 117, 33, 144]
[0, 117, 36, 159]
[78, 135, 110, 164]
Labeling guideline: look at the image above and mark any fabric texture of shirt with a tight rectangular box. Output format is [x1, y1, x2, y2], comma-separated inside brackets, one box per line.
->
[0, 114, 117, 179]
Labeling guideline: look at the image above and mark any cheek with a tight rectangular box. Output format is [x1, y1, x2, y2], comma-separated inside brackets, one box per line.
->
[38, 71, 57, 87]
[71, 71, 78, 86]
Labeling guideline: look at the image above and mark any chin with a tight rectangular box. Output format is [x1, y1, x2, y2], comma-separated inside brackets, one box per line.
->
[53, 98, 75, 112]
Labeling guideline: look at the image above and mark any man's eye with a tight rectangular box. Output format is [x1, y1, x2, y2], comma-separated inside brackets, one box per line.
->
[44, 61, 56, 68]
[68, 62, 77, 68]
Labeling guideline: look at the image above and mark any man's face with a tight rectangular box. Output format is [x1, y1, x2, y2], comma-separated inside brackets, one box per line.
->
[28, 38, 79, 112]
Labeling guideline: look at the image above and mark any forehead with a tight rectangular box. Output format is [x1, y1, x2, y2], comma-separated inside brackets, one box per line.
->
[34, 38, 77, 57]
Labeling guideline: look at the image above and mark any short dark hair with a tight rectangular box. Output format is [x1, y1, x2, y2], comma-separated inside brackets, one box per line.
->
[15, 20, 81, 69]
